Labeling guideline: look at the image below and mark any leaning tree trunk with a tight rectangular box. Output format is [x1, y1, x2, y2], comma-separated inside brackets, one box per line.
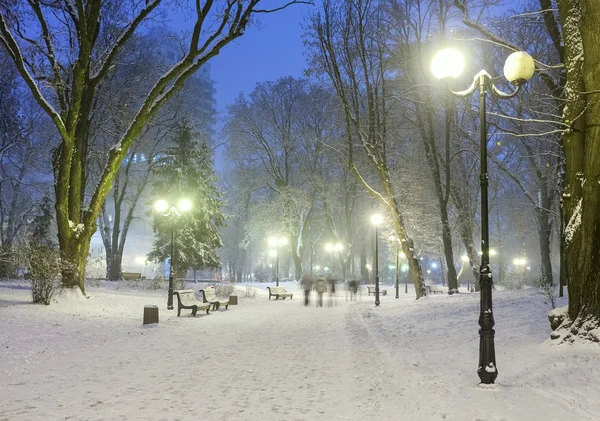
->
[556, 0, 600, 337]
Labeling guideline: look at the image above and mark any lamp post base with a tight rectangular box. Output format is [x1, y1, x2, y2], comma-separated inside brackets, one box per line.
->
[477, 268, 497, 384]
[167, 276, 174, 310]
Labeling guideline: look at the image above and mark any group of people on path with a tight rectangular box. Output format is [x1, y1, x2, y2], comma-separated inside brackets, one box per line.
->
[300, 274, 337, 307]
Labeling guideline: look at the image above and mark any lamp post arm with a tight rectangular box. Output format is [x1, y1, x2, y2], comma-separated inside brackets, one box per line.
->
[447, 70, 521, 100]
[489, 82, 521, 99]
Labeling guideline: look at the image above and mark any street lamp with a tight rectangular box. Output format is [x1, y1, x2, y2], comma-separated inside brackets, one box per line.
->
[325, 242, 343, 278]
[154, 198, 192, 310]
[432, 48, 535, 385]
[370, 213, 384, 306]
[268, 236, 288, 286]
[401, 262, 408, 293]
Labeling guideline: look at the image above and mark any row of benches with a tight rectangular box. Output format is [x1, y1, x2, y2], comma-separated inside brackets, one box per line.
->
[173, 286, 231, 317]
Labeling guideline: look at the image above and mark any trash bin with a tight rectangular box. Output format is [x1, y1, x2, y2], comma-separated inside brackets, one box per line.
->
[143, 305, 159, 324]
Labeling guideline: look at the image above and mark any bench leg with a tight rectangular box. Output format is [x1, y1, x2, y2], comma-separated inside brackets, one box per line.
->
[177, 306, 181, 317]
[192, 306, 198, 317]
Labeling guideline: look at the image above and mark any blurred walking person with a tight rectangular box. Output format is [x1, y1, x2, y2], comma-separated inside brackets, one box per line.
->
[301, 273, 314, 306]
[315, 275, 327, 307]
[347, 279, 358, 301]
[327, 276, 337, 306]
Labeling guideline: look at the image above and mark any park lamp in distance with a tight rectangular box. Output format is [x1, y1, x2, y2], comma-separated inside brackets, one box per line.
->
[154, 198, 192, 214]
[370, 213, 384, 226]
[431, 48, 535, 85]
[268, 236, 288, 248]
[325, 242, 343, 252]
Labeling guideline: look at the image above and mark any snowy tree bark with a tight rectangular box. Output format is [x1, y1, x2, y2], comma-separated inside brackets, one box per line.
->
[558, 0, 600, 333]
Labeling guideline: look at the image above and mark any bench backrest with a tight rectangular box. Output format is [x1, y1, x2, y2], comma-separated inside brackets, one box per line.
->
[269, 286, 287, 294]
[175, 290, 198, 306]
[203, 286, 217, 301]
[367, 286, 375, 291]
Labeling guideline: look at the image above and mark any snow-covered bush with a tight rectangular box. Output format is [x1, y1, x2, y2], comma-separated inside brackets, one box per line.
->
[26, 245, 61, 305]
[214, 283, 235, 297]
[149, 276, 163, 290]
[540, 278, 558, 309]
[252, 264, 271, 282]
[244, 286, 257, 298]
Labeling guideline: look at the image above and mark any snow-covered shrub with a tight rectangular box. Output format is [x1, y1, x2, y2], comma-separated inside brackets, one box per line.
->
[26, 245, 61, 305]
[149, 276, 163, 290]
[214, 283, 235, 297]
[539, 278, 558, 309]
[244, 286, 257, 298]
[253, 264, 271, 282]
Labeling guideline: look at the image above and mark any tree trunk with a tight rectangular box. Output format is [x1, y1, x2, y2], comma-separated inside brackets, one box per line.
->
[537, 208, 554, 288]
[558, 0, 600, 333]
[109, 253, 123, 281]
[58, 231, 92, 293]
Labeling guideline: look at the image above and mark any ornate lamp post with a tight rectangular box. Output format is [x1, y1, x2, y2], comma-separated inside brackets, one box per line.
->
[432, 48, 535, 385]
[370, 213, 383, 306]
[401, 261, 408, 293]
[268, 236, 288, 286]
[154, 198, 192, 310]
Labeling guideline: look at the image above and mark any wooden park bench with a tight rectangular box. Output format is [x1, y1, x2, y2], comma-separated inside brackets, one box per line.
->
[173, 290, 211, 317]
[122, 272, 142, 280]
[199, 286, 230, 310]
[367, 286, 388, 296]
[426, 285, 448, 295]
[267, 286, 293, 300]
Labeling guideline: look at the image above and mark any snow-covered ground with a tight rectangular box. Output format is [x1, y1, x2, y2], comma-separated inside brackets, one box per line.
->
[1, 281, 599, 420]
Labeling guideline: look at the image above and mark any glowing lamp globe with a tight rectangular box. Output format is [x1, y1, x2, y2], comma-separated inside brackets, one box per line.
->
[503, 51, 535, 85]
[154, 199, 169, 212]
[431, 48, 464, 80]
[178, 198, 192, 212]
[371, 214, 383, 225]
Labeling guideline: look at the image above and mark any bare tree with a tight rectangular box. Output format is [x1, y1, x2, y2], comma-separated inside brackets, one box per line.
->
[0, 0, 311, 293]
[306, 0, 426, 298]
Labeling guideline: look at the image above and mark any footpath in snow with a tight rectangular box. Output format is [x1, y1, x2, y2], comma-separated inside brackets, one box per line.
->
[0, 281, 599, 421]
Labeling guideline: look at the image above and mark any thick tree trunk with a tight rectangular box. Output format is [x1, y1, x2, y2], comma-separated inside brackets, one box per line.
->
[440, 205, 459, 293]
[537, 209, 554, 288]
[558, 0, 600, 336]
[109, 253, 123, 281]
[58, 231, 92, 293]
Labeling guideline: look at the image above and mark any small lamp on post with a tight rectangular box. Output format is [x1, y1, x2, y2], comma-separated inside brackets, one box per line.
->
[401, 260, 408, 294]
[370, 213, 384, 306]
[432, 47, 535, 385]
[268, 236, 288, 286]
[154, 198, 192, 310]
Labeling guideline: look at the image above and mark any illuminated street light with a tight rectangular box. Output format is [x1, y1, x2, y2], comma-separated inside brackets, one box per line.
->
[432, 47, 534, 385]
[267, 236, 288, 286]
[370, 214, 383, 306]
[154, 198, 192, 310]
